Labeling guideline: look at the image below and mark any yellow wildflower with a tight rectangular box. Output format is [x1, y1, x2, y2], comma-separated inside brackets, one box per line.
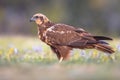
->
[91, 50, 98, 58]
[101, 55, 109, 62]
[6, 48, 14, 61]
[0, 50, 2, 56]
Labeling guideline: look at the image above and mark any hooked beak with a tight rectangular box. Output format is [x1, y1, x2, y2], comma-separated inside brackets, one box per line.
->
[30, 17, 36, 22]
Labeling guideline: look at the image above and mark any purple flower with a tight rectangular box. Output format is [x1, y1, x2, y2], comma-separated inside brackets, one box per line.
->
[32, 45, 43, 53]
[14, 48, 18, 54]
[80, 50, 89, 59]
[117, 44, 120, 52]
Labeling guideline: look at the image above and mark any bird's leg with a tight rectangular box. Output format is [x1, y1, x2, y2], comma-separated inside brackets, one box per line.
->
[59, 57, 63, 63]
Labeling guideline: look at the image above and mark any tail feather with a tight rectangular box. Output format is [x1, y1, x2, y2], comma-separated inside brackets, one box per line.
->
[93, 36, 113, 40]
[95, 44, 115, 54]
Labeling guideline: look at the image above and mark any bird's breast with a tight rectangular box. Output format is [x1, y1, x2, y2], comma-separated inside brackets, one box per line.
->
[37, 29, 45, 42]
[37, 30, 51, 45]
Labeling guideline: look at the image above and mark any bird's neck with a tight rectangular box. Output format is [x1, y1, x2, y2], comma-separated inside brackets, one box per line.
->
[37, 21, 55, 32]
[37, 21, 55, 41]
[38, 21, 55, 28]
[44, 21, 55, 27]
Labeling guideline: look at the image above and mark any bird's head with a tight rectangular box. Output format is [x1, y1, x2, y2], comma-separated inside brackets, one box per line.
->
[30, 13, 49, 25]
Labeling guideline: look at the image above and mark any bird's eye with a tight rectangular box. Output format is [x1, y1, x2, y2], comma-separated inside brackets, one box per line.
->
[35, 16, 39, 18]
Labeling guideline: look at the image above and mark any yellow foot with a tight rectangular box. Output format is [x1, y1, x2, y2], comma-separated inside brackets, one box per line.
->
[59, 57, 63, 63]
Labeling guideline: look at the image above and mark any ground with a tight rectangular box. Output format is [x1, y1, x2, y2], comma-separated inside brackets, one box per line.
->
[0, 35, 120, 80]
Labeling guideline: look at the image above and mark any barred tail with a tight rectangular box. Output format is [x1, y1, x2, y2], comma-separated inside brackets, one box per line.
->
[95, 44, 115, 54]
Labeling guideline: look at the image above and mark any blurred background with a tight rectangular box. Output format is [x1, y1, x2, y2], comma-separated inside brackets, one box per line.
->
[0, 1, 120, 80]
[0, 0, 120, 36]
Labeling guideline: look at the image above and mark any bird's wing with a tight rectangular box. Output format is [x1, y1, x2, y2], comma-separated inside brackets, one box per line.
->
[45, 24, 96, 47]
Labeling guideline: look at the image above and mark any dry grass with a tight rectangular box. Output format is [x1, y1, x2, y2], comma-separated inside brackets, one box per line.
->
[0, 35, 120, 80]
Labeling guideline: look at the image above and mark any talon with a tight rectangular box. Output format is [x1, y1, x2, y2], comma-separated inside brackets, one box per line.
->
[59, 57, 63, 63]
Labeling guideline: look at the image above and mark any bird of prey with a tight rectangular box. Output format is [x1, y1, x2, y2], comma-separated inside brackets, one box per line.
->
[30, 13, 115, 62]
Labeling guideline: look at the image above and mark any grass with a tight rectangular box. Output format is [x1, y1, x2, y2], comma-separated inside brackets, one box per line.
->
[0, 35, 120, 80]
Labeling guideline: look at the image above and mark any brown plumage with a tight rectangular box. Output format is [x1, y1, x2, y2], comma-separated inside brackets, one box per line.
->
[30, 13, 115, 62]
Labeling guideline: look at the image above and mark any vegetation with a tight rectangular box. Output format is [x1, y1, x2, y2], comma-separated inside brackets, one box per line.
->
[0, 36, 120, 80]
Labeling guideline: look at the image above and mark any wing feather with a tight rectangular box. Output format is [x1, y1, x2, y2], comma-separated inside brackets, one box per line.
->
[45, 24, 96, 47]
